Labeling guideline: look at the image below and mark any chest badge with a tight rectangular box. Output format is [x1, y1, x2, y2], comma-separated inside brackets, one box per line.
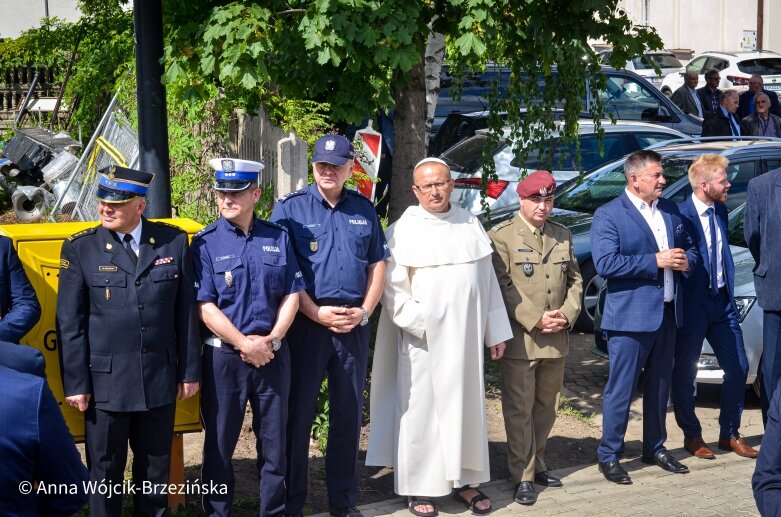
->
[105, 242, 113, 250]
[523, 263, 534, 277]
[310, 241, 318, 252]
[149, 237, 156, 244]
[224, 270, 234, 287]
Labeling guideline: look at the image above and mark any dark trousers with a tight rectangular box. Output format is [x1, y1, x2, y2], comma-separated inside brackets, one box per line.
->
[598, 304, 676, 463]
[84, 403, 175, 517]
[285, 314, 370, 514]
[761, 310, 781, 425]
[201, 345, 290, 517]
[672, 289, 748, 439]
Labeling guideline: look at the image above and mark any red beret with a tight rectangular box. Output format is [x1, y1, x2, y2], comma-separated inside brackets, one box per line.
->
[516, 170, 556, 197]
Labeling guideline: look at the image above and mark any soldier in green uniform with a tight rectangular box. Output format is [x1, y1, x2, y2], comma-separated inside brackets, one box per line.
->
[489, 170, 582, 507]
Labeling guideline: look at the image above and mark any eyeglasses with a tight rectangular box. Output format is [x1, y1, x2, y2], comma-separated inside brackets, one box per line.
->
[749, 81, 762, 85]
[414, 179, 452, 193]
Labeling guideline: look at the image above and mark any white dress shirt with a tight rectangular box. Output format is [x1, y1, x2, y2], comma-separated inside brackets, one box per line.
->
[625, 189, 674, 302]
[691, 195, 725, 289]
[116, 220, 143, 256]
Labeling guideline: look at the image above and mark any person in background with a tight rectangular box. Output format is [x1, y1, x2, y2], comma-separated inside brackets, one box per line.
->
[740, 92, 781, 138]
[671, 70, 704, 118]
[0, 235, 41, 342]
[702, 90, 741, 137]
[737, 74, 781, 120]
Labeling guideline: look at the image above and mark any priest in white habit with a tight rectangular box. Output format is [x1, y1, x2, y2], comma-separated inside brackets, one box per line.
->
[366, 157, 512, 517]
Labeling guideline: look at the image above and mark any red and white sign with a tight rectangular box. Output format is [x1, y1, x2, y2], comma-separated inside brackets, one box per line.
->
[352, 122, 382, 201]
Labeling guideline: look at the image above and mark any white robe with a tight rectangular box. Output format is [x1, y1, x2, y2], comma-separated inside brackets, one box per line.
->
[366, 204, 512, 496]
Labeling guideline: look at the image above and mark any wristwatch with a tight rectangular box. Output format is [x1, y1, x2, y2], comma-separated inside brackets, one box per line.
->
[270, 338, 282, 351]
[359, 306, 369, 327]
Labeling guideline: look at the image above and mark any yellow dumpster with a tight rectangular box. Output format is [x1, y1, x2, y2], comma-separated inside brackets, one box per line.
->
[0, 219, 204, 441]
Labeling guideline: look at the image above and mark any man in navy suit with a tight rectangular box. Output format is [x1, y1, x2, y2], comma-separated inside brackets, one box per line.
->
[745, 165, 781, 425]
[672, 154, 754, 460]
[591, 150, 697, 484]
[0, 345, 89, 516]
[753, 381, 781, 515]
[0, 235, 41, 343]
[0, 341, 46, 376]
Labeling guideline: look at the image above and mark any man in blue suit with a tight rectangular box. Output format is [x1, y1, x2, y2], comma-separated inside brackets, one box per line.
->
[0, 235, 41, 343]
[0, 344, 89, 516]
[672, 154, 754, 460]
[753, 381, 781, 515]
[0, 341, 46, 376]
[745, 165, 781, 424]
[591, 150, 697, 484]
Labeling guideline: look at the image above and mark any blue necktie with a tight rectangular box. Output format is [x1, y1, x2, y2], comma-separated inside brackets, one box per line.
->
[707, 207, 718, 296]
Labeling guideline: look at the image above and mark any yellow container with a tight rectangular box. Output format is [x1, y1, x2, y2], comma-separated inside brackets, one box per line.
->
[0, 218, 204, 441]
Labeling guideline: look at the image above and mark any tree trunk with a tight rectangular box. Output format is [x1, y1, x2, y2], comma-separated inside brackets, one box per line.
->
[424, 31, 446, 144]
[388, 52, 427, 224]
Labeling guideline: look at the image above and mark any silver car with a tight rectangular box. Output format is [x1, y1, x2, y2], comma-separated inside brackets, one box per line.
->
[445, 120, 686, 215]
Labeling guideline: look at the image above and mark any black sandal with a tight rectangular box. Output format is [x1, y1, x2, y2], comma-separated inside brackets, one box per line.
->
[452, 487, 492, 515]
[407, 496, 438, 517]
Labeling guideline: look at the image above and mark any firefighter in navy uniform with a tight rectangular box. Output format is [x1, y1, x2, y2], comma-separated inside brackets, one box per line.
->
[271, 135, 389, 517]
[192, 158, 304, 516]
[56, 166, 201, 517]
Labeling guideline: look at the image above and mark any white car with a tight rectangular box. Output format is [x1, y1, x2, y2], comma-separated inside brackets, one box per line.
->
[661, 50, 781, 97]
[599, 50, 683, 90]
[444, 120, 686, 215]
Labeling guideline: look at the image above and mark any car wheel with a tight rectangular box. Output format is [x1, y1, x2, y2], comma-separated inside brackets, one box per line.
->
[575, 260, 604, 332]
[662, 87, 672, 98]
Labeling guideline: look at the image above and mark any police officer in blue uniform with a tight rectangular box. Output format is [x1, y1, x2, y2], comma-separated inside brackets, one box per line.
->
[271, 135, 389, 517]
[57, 166, 201, 517]
[192, 158, 304, 516]
[0, 235, 41, 342]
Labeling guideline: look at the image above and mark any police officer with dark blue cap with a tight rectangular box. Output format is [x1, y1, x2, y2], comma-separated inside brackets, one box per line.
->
[57, 164, 201, 517]
[192, 158, 305, 517]
[271, 135, 389, 517]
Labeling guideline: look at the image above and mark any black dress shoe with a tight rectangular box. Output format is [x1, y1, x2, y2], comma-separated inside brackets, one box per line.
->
[641, 448, 689, 474]
[534, 470, 563, 487]
[598, 461, 632, 484]
[513, 481, 538, 505]
[329, 506, 364, 517]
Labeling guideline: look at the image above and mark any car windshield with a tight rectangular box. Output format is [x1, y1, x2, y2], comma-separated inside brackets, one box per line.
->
[439, 134, 507, 176]
[737, 58, 781, 75]
[631, 54, 683, 70]
[554, 156, 691, 213]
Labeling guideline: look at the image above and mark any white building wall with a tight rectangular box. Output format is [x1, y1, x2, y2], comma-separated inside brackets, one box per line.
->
[615, 0, 772, 56]
[0, 0, 81, 39]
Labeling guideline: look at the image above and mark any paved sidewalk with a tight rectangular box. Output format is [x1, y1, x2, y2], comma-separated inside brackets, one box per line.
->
[319, 334, 765, 516]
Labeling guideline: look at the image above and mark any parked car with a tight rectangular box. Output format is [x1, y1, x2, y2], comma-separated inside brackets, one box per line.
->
[660, 50, 781, 97]
[592, 203, 762, 393]
[480, 138, 781, 331]
[444, 120, 686, 214]
[434, 64, 703, 137]
[598, 49, 683, 90]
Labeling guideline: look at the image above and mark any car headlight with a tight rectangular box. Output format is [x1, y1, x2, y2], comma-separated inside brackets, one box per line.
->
[734, 296, 756, 323]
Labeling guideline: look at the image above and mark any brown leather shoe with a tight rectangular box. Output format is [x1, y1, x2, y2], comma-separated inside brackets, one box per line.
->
[718, 434, 758, 458]
[683, 437, 715, 459]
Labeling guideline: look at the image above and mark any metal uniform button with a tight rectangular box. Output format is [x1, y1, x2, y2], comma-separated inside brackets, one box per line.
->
[547, 289, 551, 294]
[136, 280, 141, 286]
[141, 327, 147, 332]
[545, 274, 550, 279]
[138, 304, 144, 310]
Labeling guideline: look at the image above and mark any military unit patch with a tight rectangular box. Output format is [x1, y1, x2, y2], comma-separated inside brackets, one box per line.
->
[153, 257, 174, 266]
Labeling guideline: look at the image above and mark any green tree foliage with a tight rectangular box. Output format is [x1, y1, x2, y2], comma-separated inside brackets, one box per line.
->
[160, 0, 662, 220]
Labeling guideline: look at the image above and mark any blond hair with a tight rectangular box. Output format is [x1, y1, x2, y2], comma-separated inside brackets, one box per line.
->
[688, 154, 729, 188]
